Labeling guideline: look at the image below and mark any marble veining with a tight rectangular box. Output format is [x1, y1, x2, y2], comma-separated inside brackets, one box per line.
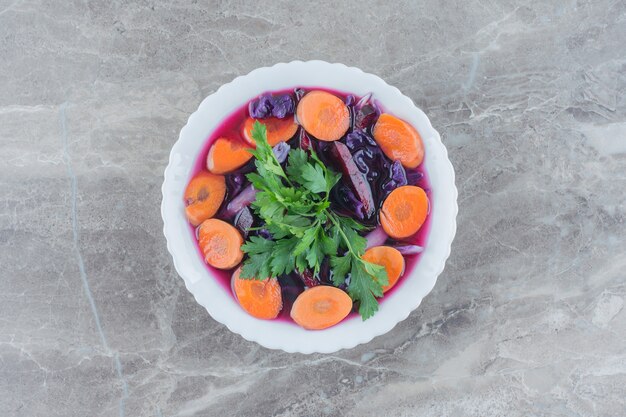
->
[0, 1, 625, 416]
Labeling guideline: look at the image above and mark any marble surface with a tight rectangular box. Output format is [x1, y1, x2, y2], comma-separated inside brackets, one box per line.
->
[1, 1, 625, 416]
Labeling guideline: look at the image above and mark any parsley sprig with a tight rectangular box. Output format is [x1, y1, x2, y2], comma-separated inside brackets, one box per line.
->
[239, 121, 388, 320]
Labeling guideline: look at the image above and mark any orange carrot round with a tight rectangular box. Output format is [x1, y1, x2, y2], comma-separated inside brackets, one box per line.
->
[380, 186, 429, 239]
[242, 117, 298, 147]
[197, 218, 244, 269]
[372, 113, 424, 168]
[290, 286, 353, 330]
[207, 137, 253, 174]
[184, 171, 226, 226]
[362, 246, 405, 293]
[296, 90, 350, 141]
[232, 267, 282, 319]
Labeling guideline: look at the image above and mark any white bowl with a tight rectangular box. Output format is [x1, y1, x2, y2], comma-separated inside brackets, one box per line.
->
[162, 61, 458, 354]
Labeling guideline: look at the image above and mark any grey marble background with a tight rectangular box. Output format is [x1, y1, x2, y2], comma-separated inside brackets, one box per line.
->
[1, 0, 625, 416]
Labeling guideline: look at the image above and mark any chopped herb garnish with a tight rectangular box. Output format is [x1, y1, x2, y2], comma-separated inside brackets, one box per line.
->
[239, 121, 388, 320]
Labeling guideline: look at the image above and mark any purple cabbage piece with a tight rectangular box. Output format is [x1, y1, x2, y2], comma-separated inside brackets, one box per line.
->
[365, 226, 388, 249]
[272, 141, 291, 164]
[406, 168, 424, 185]
[234, 206, 254, 238]
[355, 104, 379, 130]
[390, 160, 408, 184]
[355, 93, 372, 108]
[353, 93, 381, 131]
[294, 88, 305, 101]
[352, 149, 370, 173]
[349, 139, 390, 186]
[225, 184, 257, 219]
[394, 244, 424, 255]
[248, 93, 273, 118]
[382, 160, 408, 195]
[226, 173, 246, 197]
[221, 143, 290, 219]
[299, 128, 312, 151]
[345, 94, 356, 106]
[345, 130, 376, 151]
[248, 93, 295, 119]
[366, 167, 381, 182]
[270, 95, 295, 118]
[332, 183, 365, 220]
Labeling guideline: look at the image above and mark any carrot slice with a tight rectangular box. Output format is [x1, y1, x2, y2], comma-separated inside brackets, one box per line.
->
[296, 90, 350, 141]
[372, 113, 425, 168]
[232, 267, 282, 319]
[380, 185, 429, 239]
[362, 246, 405, 293]
[242, 117, 298, 147]
[290, 286, 353, 330]
[197, 218, 244, 269]
[207, 137, 253, 174]
[184, 171, 226, 226]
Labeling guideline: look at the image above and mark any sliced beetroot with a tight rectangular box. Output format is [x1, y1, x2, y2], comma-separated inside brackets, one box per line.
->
[328, 141, 375, 219]
[234, 206, 254, 238]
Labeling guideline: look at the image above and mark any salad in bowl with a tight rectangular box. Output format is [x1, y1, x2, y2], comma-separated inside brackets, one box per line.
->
[162, 61, 457, 353]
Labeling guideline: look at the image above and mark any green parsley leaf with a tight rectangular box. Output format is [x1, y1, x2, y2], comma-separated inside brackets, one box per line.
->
[362, 260, 389, 293]
[295, 253, 308, 272]
[335, 214, 369, 232]
[286, 148, 308, 179]
[241, 236, 274, 255]
[299, 163, 329, 194]
[270, 237, 298, 276]
[320, 231, 339, 256]
[305, 229, 326, 273]
[240, 120, 387, 321]
[330, 255, 352, 286]
[348, 260, 385, 320]
[342, 226, 367, 255]
[240, 252, 271, 280]
[293, 225, 318, 256]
